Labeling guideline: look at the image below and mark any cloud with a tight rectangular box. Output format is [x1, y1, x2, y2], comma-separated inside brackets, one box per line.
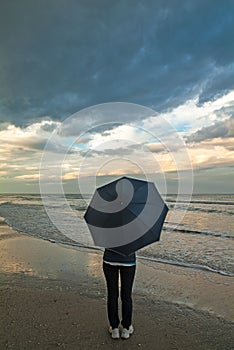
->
[62, 172, 78, 180]
[190, 137, 234, 151]
[0, 122, 10, 131]
[0, 170, 7, 176]
[0, 0, 234, 126]
[187, 116, 234, 143]
[0, 121, 78, 154]
[40, 122, 59, 132]
[75, 136, 92, 144]
[187, 137, 234, 170]
[14, 174, 40, 180]
[57, 104, 152, 138]
[0, 124, 47, 151]
[198, 63, 234, 105]
[147, 143, 174, 153]
[80, 144, 139, 158]
[144, 90, 234, 137]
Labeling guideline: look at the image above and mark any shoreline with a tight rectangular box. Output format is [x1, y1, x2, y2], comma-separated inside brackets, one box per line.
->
[0, 220, 234, 349]
[0, 218, 234, 321]
[2, 215, 233, 278]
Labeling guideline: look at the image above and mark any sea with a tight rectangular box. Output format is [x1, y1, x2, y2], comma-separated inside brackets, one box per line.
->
[0, 193, 233, 277]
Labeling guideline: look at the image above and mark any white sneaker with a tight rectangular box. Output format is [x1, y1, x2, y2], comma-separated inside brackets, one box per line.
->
[121, 325, 134, 339]
[109, 326, 120, 339]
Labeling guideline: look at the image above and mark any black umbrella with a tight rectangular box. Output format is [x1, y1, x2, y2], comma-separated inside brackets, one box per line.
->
[84, 176, 168, 256]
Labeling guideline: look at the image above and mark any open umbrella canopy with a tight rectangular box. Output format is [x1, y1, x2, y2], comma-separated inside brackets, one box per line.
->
[84, 176, 168, 256]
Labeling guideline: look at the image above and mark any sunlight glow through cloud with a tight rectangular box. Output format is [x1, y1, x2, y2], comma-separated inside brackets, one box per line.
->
[0, 91, 233, 193]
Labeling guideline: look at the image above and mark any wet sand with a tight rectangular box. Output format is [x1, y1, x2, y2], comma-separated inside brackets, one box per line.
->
[0, 220, 233, 349]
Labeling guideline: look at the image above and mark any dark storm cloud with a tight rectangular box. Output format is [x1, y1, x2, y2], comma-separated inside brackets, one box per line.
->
[0, 0, 234, 126]
[198, 63, 234, 105]
[187, 116, 234, 143]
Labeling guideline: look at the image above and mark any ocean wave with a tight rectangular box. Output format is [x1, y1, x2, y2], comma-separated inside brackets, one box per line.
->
[2, 216, 233, 278]
[36, 238, 234, 277]
[167, 203, 234, 215]
[29, 235, 233, 277]
[167, 199, 234, 206]
[136, 255, 234, 277]
[164, 224, 233, 239]
[186, 207, 233, 215]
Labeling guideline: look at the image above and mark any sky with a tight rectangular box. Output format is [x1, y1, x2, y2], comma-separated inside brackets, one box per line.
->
[0, 0, 234, 194]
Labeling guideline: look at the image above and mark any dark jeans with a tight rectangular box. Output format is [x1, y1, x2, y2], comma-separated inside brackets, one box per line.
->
[103, 262, 136, 329]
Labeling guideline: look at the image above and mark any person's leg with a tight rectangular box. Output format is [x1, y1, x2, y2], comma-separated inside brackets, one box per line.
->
[120, 265, 136, 329]
[103, 262, 120, 329]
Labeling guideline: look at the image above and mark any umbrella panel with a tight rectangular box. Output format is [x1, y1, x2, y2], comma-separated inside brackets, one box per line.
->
[107, 204, 168, 256]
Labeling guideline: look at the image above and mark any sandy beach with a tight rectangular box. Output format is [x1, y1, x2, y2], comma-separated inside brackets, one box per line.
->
[0, 219, 233, 349]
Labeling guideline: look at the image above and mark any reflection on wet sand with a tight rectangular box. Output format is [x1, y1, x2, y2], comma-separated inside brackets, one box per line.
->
[0, 222, 104, 284]
[0, 222, 233, 322]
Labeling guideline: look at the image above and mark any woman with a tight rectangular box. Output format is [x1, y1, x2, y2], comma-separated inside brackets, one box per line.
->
[103, 248, 136, 339]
